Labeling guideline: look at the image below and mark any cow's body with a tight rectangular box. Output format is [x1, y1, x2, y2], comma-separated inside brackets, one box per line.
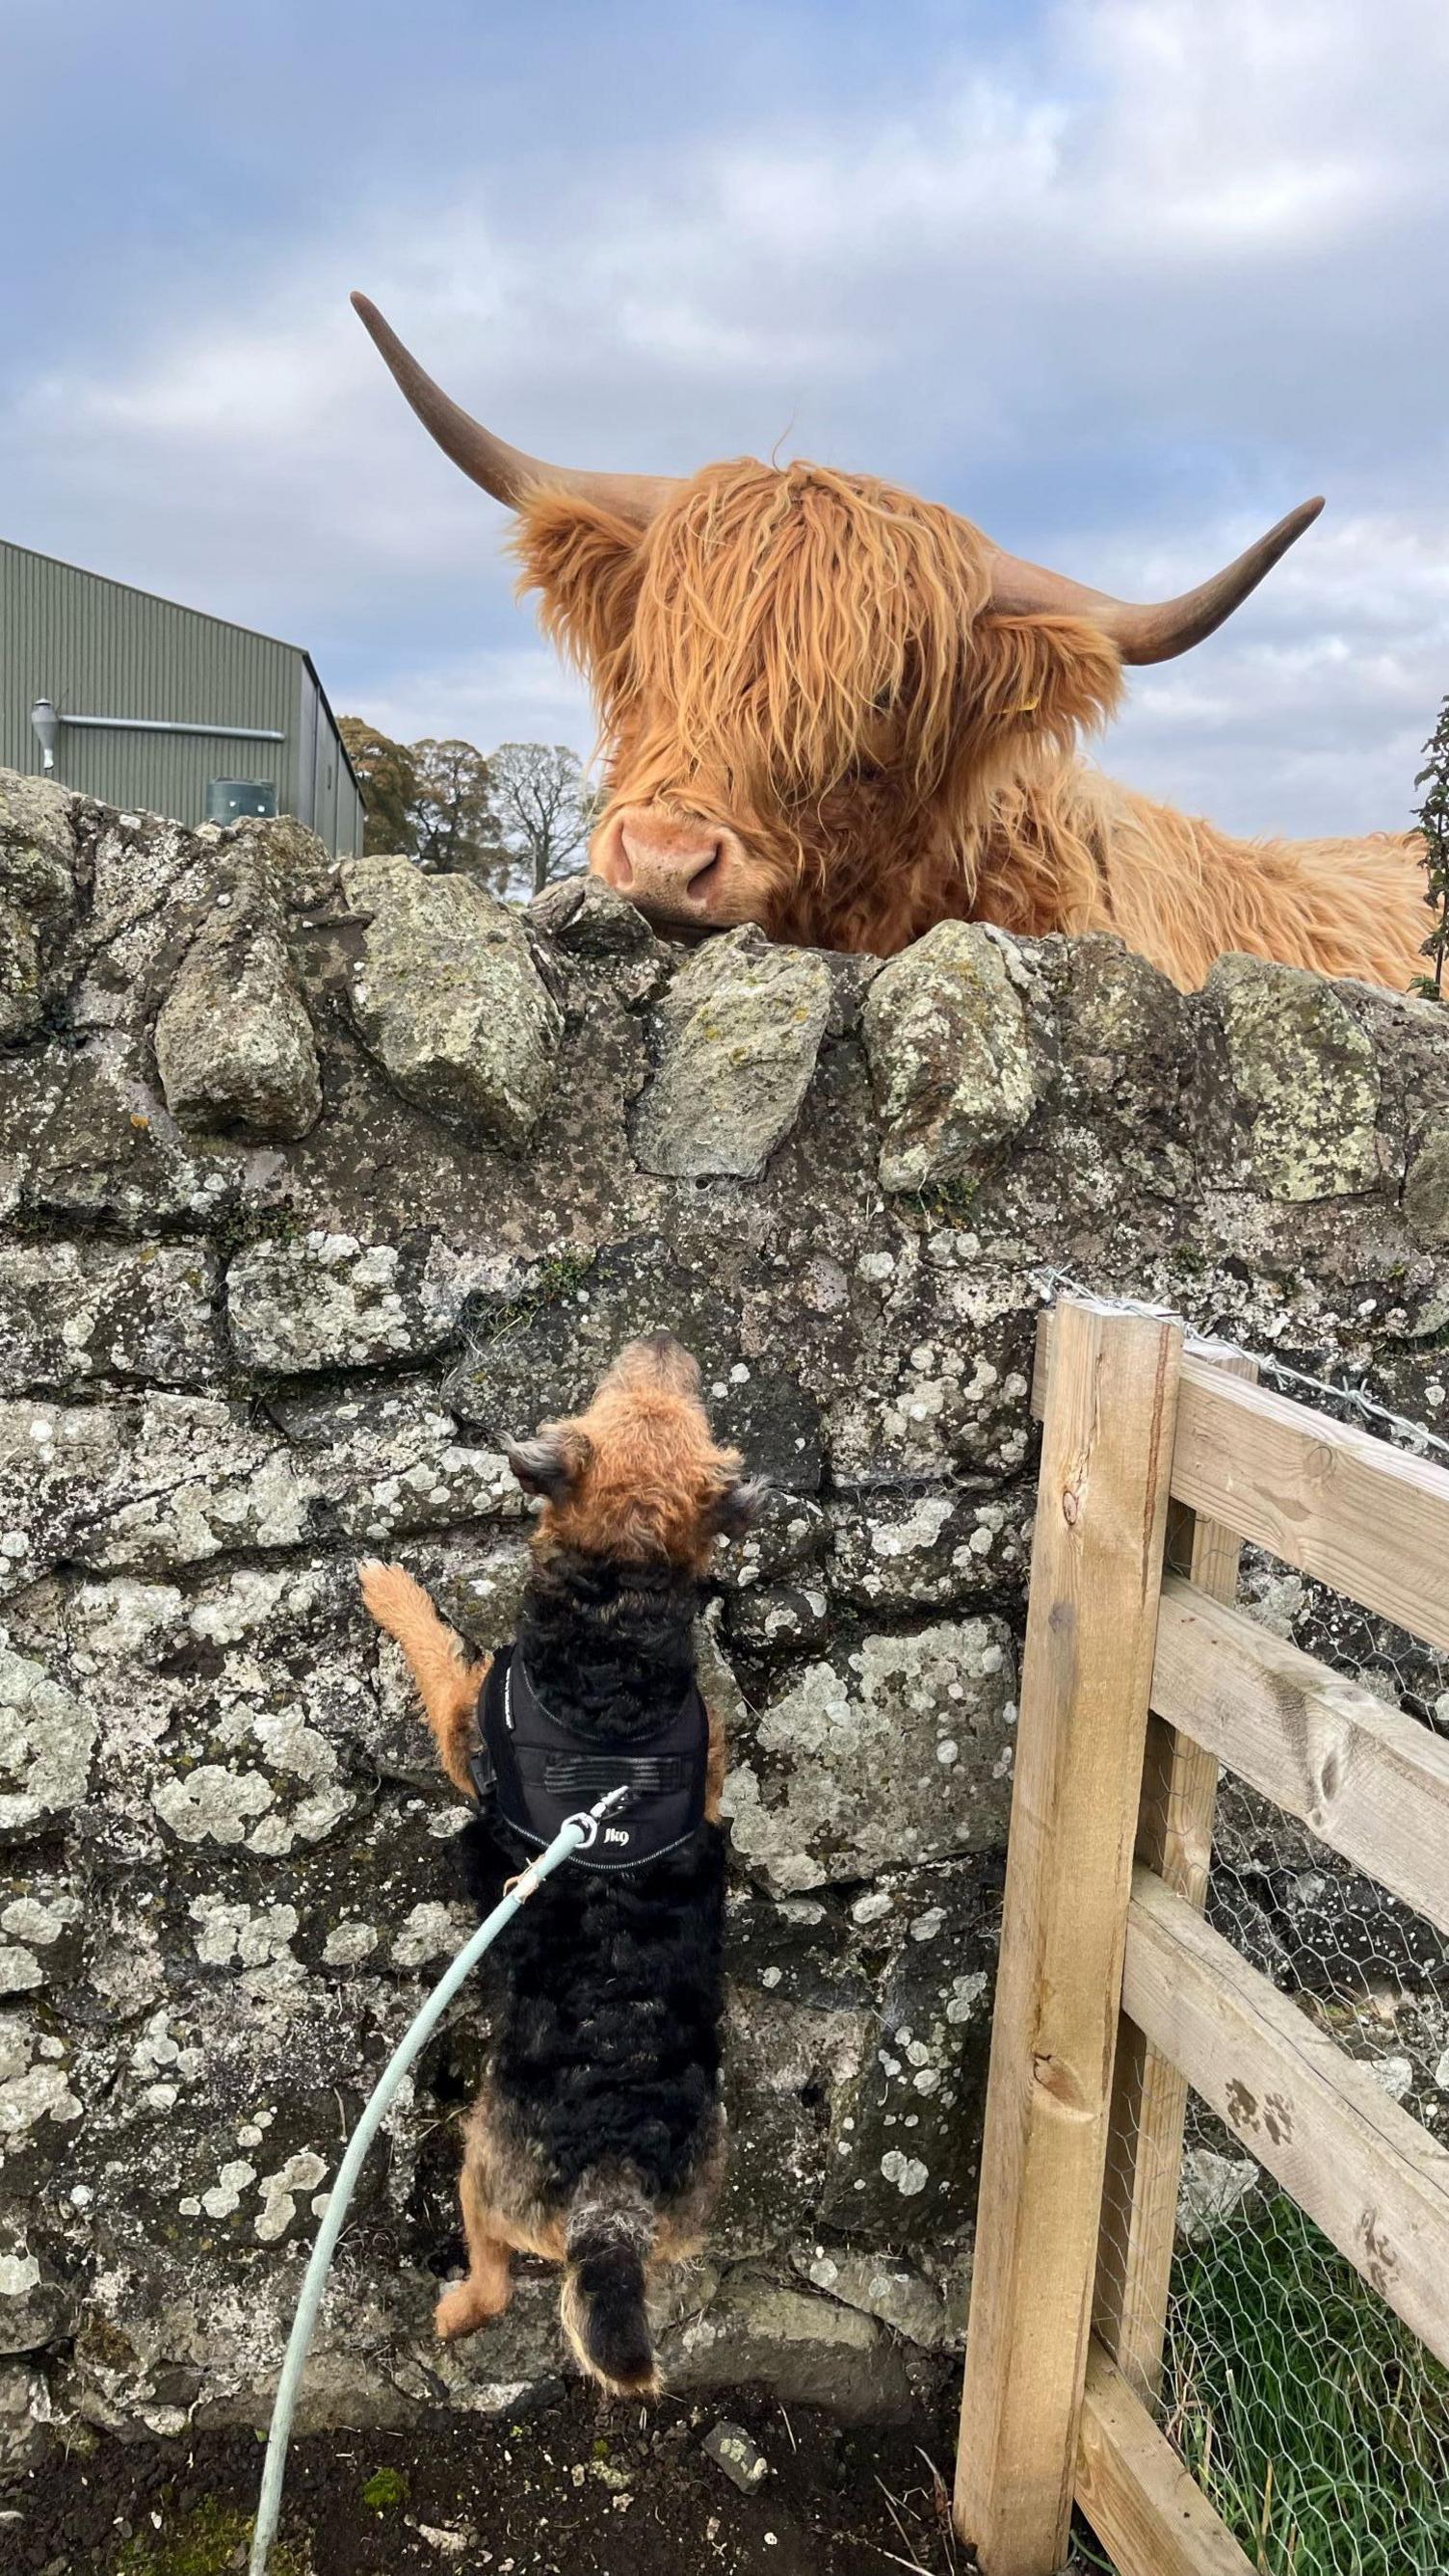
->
[961, 764, 1423, 992]
[355, 297, 1426, 992]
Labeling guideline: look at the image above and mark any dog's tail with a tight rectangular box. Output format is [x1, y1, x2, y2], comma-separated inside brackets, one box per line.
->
[559, 2174, 660, 2399]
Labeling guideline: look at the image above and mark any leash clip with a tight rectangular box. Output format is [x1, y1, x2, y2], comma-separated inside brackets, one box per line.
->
[568, 1781, 633, 1853]
[502, 1784, 633, 1899]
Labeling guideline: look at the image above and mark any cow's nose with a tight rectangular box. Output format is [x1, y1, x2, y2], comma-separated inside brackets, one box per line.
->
[607, 822, 728, 917]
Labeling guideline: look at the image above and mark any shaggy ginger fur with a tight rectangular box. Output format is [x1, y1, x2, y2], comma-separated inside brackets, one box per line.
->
[511, 462, 1424, 989]
[359, 1332, 759, 2398]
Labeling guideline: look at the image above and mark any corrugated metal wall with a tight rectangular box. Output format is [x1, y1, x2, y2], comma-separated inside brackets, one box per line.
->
[1, 538, 363, 855]
[340, 769, 363, 856]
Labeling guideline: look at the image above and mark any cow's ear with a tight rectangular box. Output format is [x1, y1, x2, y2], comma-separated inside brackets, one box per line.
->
[505, 1425, 593, 1504]
[969, 612, 1123, 755]
[510, 493, 645, 696]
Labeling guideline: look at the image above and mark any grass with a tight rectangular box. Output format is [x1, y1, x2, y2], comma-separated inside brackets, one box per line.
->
[1153, 2193, 1449, 2575]
[116, 2496, 307, 2575]
[359, 2464, 408, 2512]
[470, 1247, 596, 1349]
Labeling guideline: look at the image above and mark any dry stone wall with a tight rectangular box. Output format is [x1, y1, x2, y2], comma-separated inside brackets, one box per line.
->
[3, 765, 1449, 2458]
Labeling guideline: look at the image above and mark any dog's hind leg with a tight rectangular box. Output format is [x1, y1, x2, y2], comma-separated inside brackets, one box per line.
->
[435, 2146, 514, 2342]
[357, 1560, 484, 1800]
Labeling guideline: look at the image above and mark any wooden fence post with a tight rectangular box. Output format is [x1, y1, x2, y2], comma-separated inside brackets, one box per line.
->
[1093, 1347, 1258, 2406]
[954, 1296, 1183, 2576]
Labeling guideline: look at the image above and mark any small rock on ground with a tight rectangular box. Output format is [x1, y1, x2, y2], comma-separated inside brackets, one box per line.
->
[703, 2418, 770, 2492]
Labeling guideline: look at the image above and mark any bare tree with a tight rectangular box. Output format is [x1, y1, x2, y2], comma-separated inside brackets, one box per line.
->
[408, 737, 497, 878]
[486, 742, 594, 898]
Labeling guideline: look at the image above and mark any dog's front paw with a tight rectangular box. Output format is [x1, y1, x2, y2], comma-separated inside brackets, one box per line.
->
[435, 2279, 506, 2341]
[357, 1558, 421, 1640]
[357, 1556, 399, 1610]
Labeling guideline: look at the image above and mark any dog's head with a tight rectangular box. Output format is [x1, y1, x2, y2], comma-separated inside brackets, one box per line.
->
[505, 1330, 765, 1569]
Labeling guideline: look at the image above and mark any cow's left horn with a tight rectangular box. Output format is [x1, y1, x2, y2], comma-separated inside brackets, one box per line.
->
[982, 498, 1325, 665]
[351, 294, 681, 527]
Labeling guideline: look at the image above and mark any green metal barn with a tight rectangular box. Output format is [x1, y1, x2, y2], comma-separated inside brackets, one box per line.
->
[0, 536, 363, 855]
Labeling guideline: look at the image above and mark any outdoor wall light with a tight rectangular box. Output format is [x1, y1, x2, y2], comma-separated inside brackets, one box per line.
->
[29, 697, 60, 774]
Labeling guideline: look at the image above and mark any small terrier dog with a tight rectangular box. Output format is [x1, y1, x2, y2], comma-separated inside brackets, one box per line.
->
[359, 1331, 761, 2397]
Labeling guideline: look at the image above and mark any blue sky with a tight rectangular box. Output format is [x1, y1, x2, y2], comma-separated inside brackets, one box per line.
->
[4, 0, 1446, 836]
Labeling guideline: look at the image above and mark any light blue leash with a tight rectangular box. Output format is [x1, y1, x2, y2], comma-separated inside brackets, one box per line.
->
[248, 1785, 629, 2576]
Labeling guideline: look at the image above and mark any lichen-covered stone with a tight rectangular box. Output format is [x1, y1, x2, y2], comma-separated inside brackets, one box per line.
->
[1211, 952, 1383, 1199]
[0, 2219, 72, 2353]
[0, 773, 81, 1047]
[0, 2014, 83, 2195]
[528, 873, 673, 1000]
[226, 1232, 475, 1375]
[863, 922, 1039, 1191]
[343, 857, 561, 1147]
[154, 866, 322, 1141]
[824, 1260, 1037, 1485]
[828, 1486, 1030, 1612]
[719, 1982, 868, 2254]
[792, 2247, 965, 2349]
[666, 2269, 911, 2418]
[819, 1863, 996, 2240]
[633, 930, 834, 1179]
[1405, 1128, 1449, 1247]
[267, 1383, 522, 1550]
[0, 1647, 95, 1840]
[723, 1618, 1016, 1892]
[0, 1875, 84, 1996]
[0, 1393, 321, 1585]
[701, 2417, 769, 2491]
[0, 2359, 52, 2468]
[1055, 936, 1198, 1202]
[72, 811, 239, 1039]
[1062, 934, 1184, 1064]
[1177, 2148, 1258, 2246]
[0, 1238, 219, 1391]
[443, 1235, 827, 1487]
[724, 1581, 834, 1655]
[7, 1025, 257, 1238]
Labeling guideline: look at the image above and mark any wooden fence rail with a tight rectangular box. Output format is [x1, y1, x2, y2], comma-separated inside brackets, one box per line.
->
[1150, 1576, 1449, 1939]
[958, 1296, 1449, 2576]
[1171, 1360, 1449, 1655]
[1075, 2343, 1254, 2576]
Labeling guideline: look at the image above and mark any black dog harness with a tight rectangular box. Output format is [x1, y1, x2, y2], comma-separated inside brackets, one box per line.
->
[468, 1644, 708, 1872]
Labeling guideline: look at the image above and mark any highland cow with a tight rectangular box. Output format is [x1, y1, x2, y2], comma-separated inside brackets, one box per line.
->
[355, 294, 1424, 991]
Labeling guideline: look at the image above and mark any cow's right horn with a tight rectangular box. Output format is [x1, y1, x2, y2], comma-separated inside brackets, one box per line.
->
[351, 294, 681, 528]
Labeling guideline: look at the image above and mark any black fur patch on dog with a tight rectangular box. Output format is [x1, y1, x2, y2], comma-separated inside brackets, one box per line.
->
[516, 1545, 702, 1739]
[456, 1542, 726, 2204]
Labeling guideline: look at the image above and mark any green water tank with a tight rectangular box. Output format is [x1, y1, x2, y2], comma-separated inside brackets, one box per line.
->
[205, 777, 277, 825]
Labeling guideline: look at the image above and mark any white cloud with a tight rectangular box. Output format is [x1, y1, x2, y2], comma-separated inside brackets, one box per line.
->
[359, 645, 593, 763]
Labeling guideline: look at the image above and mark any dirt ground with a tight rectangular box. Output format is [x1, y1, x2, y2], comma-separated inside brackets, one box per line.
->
[3, 2382, 976, 2576]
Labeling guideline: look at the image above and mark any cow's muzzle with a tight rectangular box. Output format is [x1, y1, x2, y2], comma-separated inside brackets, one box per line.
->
[591, 805, 752, 932]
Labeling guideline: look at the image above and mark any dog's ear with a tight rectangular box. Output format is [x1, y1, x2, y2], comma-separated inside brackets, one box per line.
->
[505, 1426, 592, 1503]
[709, 1474, 769, 1539]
